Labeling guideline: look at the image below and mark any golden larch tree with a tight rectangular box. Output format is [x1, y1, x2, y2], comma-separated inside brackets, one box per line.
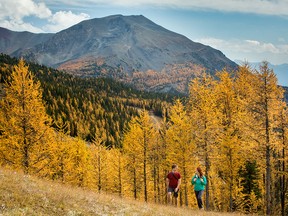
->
[123, 110, 156, 202]
[165, 99, 195, 207]
[188, 73, 220, 210]
[214, 70, 250, 211]
[90, 129, 109, 192]
[123, 116, 143, 200]
[0, 59, 53, 174]
[250, 61, 284, 215]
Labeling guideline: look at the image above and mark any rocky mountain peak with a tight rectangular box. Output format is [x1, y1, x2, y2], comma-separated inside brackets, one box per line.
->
[0, 15, 238, 93]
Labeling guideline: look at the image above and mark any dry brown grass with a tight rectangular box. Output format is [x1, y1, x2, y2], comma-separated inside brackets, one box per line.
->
[0, 168, 243, 216]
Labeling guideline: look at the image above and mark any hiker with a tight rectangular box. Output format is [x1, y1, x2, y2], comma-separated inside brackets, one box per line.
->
[166, 164, 181, 205]
[191, 166, 207, 210]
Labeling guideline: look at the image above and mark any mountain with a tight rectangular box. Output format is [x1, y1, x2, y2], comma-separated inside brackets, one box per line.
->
[273, 64, 288, 87]
[0, 27, 52, 54]
[0, 15, 238, 93]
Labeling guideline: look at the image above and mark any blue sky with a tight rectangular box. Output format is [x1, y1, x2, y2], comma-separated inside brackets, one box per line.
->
[0, 0, 288, 67]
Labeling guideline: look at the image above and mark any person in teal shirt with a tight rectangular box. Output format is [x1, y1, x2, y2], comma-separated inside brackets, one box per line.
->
[191, 167, 207, 210]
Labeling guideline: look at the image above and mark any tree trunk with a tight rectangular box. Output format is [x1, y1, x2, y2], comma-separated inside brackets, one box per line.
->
[205, 153, 210, 211]
[204, 124, 210, 211]
[23, 142, 29, 174]
[182, 161, 188, 206]
[133, 165, 137, 200]
[118, 154, 122, 197]
[265, 95, 271, 215]
[229, 148, 233, 212]
[281, 147, 285, 216]
[98, 153, 101, 192]
[153, 163, 157, 203]
[143, 136, 148, 202]
[157, 166, 161, 203]
[266, 145, 271, 215]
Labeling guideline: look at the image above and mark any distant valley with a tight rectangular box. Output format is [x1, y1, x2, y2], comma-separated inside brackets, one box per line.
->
[0, 15, 237, 94]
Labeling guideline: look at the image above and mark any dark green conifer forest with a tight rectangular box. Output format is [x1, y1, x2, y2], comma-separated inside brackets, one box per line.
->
[0, 53, 177, 147]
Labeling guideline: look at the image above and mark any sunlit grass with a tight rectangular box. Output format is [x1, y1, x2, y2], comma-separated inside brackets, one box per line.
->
[0, 168, 242, 215]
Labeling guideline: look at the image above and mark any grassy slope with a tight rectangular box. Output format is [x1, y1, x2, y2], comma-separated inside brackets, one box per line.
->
[0, 169, 243, 216]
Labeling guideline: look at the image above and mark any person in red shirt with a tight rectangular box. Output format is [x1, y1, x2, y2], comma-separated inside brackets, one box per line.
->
[166, 164, 181, 205]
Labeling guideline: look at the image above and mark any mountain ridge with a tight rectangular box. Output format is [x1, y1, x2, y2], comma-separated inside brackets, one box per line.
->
[0, 14, 238, 93]
[0, 27, 52, 54]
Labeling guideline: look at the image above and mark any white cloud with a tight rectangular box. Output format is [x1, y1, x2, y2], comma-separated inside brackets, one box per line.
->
[43, 0, 288, 16]
[0, 0, 90, 33]
[1, 0, 287, 33]
[243, 40, 279, 54]
[0, 19, 44, 33]
[196, 37, 288, 65]
[44, 11, 90, 32]
[245, 40, 261, 46]
[279, 44, 288, 54]
[0, 0, 52, 20]
[0, 0, 51, 32]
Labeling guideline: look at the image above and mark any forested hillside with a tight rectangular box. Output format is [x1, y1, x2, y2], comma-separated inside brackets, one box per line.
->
[0, 54, 288, 215]
[0, 54, 177, 147]
[0, 15, 238, 94]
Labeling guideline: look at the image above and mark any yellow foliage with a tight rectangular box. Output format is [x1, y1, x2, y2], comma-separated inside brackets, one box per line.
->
[0, 59, 54, 174]
[1, 60, 288, 214]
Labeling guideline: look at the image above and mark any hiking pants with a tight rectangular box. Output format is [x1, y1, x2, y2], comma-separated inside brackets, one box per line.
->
[195, 190, 204, 209]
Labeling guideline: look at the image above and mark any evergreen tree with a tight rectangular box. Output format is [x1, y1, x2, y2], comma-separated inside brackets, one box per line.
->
[239, 160, 261, 199]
